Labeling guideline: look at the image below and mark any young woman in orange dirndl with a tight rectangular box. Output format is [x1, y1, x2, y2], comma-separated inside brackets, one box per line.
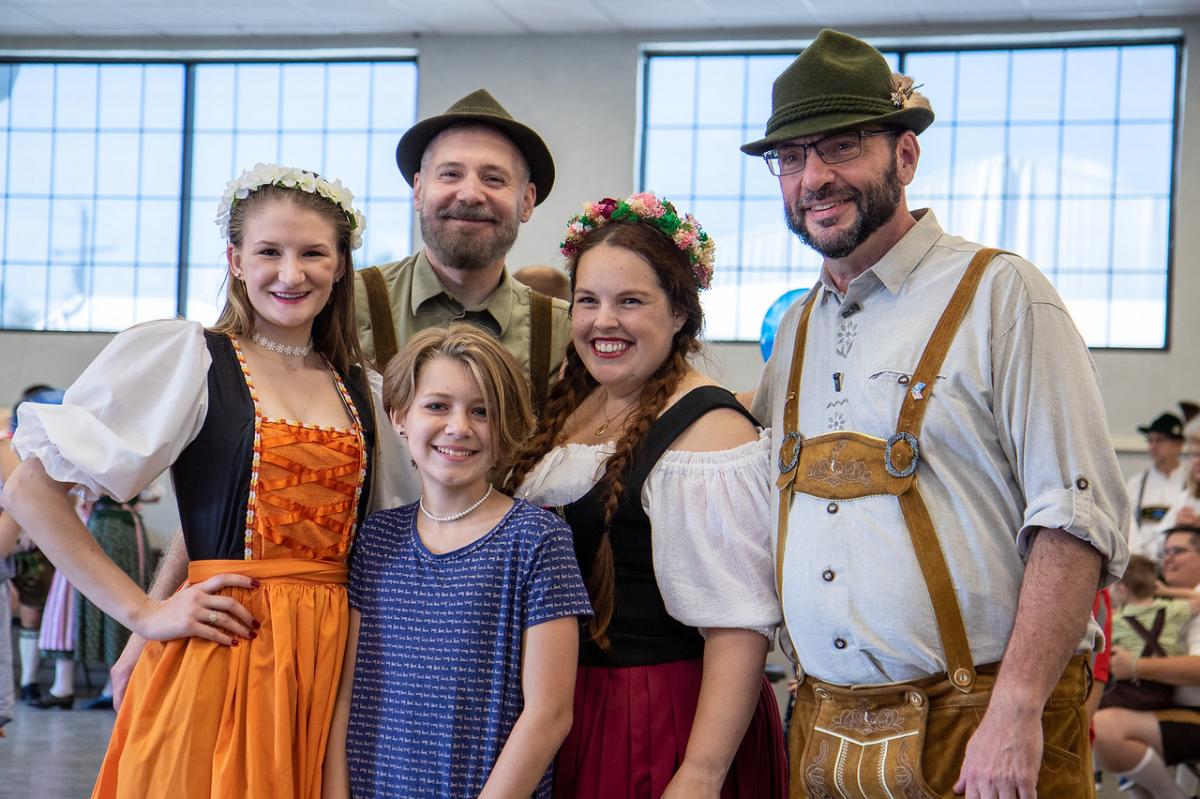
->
[1, 164, 410, 797]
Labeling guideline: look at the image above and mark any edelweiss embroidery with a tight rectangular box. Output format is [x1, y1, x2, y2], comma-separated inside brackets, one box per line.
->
[835, 320, 858, 358]
[806, 439, 872, 488]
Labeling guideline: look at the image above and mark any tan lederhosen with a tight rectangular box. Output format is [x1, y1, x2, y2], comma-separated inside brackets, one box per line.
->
[776, 249, 1093, 798]
[359, 265, 552, 413]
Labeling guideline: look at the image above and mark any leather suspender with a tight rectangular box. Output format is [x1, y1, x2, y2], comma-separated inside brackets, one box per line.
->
[360, 266, 399, 373]
[528, 290, 552, 415]
[775, 248, 1004, 692]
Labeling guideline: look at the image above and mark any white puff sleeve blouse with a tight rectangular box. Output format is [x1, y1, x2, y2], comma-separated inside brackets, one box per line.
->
[519, 433, 781, 638]
[13, 319, 211, 503]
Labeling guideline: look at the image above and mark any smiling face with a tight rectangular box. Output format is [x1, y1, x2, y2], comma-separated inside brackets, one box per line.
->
[1162, 530, 1200, 588]
[393, 355, 495, 498]
[227, 198, 344, 344]
[414, 125, 535, 273]
[571, 242, 685, 398]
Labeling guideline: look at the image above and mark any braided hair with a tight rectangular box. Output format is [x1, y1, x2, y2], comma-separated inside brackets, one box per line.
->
[504, 221, 703, 648]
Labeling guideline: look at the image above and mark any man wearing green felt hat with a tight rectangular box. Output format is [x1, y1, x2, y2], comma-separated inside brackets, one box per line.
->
[354, 89, 570, 413]
[744, 29, 1128, 799]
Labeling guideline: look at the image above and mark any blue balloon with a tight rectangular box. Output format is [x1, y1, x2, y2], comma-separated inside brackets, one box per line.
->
[759, 288, 809, 361]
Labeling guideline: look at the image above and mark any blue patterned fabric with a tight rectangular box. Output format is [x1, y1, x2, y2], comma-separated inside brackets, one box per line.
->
[347, 498, 592, 798]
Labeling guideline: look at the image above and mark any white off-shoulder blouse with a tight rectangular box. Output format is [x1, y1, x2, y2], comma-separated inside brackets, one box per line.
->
[12, 318, 418, 510]
[518, 433, 781, 638]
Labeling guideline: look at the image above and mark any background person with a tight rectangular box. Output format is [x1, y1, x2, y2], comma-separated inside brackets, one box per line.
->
[1128, 412, 1187, 558]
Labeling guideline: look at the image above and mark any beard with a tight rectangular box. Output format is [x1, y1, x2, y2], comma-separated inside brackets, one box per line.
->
[420, 200, 522, 272]
[786, 155, 902, 259]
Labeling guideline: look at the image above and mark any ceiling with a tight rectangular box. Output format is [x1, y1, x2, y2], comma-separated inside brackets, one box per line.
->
[0, 0, 1195, 39]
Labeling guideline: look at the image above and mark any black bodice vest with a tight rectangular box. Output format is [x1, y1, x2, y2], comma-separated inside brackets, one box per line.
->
[170, 331, 376, 561]
[565, 385, 759, 667]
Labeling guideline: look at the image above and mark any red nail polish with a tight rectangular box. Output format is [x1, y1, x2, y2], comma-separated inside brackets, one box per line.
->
[250, 579, 261, 588]
[230, 638, 239, 647]
[252, 619, 261, 630]
[249, 631, 258, 639]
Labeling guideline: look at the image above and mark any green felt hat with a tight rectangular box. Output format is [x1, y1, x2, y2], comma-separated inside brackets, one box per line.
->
[741, 29, 934, 156]
[396, 89, 554, 205]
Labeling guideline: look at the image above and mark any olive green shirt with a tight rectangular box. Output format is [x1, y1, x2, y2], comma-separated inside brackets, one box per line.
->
[353, 250, 571, 382]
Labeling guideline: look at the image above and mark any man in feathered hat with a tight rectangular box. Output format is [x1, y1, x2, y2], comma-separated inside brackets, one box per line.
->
[743, 29, 1128, 798]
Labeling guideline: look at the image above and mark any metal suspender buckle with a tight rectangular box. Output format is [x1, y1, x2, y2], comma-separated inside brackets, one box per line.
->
[884, 431, 920, 478]
[778, 431, 804, 474]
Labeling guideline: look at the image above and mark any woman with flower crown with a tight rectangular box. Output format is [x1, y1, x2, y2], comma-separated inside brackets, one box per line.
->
[1, 163, 411, 797]
[505, 193, 788, 798]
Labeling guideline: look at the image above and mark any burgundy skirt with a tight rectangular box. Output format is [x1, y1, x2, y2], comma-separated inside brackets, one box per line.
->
[553, 659, 788, 799]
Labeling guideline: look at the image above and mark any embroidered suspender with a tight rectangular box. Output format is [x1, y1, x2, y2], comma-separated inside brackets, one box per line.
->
[360, 265, 399, 373]
[775, 248, 1004, 693]
[528, 290, 552, 415]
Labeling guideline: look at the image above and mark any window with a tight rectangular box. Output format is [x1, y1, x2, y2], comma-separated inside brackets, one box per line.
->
[0, 56, 417, 331]
[641, 38, 1180, 349]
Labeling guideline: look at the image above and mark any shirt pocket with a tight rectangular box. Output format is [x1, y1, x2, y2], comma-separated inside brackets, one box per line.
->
[862, 369, 946, 429]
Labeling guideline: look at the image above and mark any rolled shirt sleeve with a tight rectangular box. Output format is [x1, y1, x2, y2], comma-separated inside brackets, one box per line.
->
[987, 268, 1130, 587]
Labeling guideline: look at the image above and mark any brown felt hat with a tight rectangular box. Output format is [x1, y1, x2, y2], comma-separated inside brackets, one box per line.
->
[395, 89, 554, 206]
[741, 29, 935, 156]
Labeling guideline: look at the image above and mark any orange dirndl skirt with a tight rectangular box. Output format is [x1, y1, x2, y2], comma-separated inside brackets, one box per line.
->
[92, 558, 349, 799]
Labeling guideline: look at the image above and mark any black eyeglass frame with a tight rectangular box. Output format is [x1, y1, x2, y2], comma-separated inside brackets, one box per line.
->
[762, 128, 898, 177]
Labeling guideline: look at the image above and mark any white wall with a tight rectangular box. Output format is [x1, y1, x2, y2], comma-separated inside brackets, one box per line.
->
[2, 18, 1197, 545]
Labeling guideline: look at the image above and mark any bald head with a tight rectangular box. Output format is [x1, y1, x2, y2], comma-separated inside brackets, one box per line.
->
[513, 264, 570, 301]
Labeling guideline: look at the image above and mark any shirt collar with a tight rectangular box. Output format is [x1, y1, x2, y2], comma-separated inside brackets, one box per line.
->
[815, 208, 944, 302]
[410, 249, 516, 334]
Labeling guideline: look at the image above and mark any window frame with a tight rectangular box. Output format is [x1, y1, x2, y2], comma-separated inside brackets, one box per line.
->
[637, 32, 1184, 351]
[0, 48, 417, 334]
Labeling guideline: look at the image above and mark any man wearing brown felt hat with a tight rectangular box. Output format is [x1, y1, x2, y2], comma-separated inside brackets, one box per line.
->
[354, 89, 570, 412]
[743, 29, 1128, 798]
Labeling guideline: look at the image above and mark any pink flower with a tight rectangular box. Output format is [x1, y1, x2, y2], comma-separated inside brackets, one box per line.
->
[674, 227, 699, 249]
[596, 198, 619, 217]
[626, 192, 665, 218]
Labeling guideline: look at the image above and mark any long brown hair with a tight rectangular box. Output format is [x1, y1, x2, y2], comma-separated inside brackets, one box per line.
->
[504, 221, 703, 648]
[210, 182, 364, 376]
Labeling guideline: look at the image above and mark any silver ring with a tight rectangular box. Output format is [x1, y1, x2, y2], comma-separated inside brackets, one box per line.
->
[207, 611, 218, 624]
[884, 432, 920, 478]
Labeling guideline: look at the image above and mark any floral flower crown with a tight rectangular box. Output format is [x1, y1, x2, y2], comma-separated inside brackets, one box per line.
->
[215, 163, 366, 251]
[560, 192, 715, 291]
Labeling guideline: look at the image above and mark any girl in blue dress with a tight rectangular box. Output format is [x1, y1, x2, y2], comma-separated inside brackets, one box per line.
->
[324, 322, 592, 799]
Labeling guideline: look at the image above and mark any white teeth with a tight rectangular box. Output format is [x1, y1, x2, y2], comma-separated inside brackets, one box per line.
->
[435, 446, 473, 456]
[594, 340, 629, 353]
[811, 202, 839, 211]
[274, 292, 307, 299]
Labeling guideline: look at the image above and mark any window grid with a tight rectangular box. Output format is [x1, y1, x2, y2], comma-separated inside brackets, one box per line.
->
[641, 40, 1180, 349]
[0, 56, 417, 332]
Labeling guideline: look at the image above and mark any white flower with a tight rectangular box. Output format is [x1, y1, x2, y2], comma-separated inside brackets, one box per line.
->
[213, 162, 367, 250]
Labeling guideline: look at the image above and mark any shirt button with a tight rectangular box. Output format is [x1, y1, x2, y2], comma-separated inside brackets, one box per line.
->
[834, 638, 847, 649]
[827, 502, 839, 514]
[822, 569, 835, 582]
[898, 375, 910, 385]
[1076, 477, 1090, 490]
[842, 303, 861, 318]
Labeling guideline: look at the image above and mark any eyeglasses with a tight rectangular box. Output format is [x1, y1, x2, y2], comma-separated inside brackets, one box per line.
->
[763, 129, 896, 176]
[1162, 546, 1200, 559]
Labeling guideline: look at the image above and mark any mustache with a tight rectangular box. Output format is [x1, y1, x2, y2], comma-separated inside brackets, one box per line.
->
[438, 204, 498, 223]
[797, 186, 859, 211]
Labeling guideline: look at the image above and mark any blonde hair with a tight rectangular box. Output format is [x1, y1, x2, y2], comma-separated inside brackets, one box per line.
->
[210, 183, 363, 376]
[382, 323, 534, 479]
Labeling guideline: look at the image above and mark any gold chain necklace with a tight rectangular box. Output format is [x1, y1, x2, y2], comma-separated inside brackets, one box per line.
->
[593, 397, 639, 438]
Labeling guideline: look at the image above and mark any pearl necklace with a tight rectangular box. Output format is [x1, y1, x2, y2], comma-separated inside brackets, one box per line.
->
[420, 484, 493, 523]
[252, 330, 312, 358]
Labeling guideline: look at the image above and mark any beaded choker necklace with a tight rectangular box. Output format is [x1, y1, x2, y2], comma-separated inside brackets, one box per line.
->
[420, 484, 493, 523]
[251, 330, 312, 358]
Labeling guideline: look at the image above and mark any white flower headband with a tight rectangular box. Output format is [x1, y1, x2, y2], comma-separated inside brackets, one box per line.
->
[214, 163, 367, 250]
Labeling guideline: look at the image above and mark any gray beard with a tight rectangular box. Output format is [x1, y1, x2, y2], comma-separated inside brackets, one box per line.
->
[420, 203, 520, 272]
[786, 158, 902, 259]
